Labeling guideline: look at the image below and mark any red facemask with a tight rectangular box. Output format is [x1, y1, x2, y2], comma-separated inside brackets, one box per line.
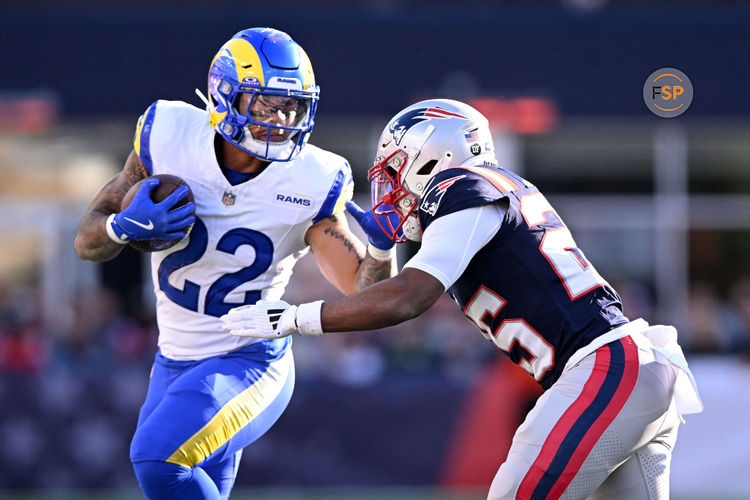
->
[367, 150, 416, 243]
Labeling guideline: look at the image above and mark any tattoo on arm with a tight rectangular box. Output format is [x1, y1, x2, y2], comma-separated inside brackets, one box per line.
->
[323, 226, 363, 265]
[311, 213, 393, 292]
[123, 151, 149, 187]
[74, 151, 148, 261]
[94, 151, 149, 215]
[356, 253, 393, 290]
[318, 214, 394, 290]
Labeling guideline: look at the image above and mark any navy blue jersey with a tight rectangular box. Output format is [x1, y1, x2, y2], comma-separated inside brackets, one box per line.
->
[418, 165, 628, 389]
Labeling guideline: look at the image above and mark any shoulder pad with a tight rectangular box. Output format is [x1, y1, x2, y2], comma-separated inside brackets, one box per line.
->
[133, 100, 205, 175]
[313, 159, 354, 223]
[133, 100, 160, 174]
[418, 167, 517, 231]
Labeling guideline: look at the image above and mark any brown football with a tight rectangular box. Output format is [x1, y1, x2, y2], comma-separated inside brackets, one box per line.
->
[120, 173, 195, 253]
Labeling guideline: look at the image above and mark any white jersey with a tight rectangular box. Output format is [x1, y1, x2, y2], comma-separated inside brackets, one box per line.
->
[133, 100, 353, 360]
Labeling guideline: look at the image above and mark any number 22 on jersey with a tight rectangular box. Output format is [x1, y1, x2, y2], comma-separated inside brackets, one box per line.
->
[157, 217, 274, 318]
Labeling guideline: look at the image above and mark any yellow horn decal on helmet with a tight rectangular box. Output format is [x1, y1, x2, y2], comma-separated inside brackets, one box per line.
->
[298, 47, 316, 90]
[208, 109, 227, 129]
[223, 38, 265, 87]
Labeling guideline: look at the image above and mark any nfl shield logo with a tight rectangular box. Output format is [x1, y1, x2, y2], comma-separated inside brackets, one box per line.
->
[222, 191, 236, 206]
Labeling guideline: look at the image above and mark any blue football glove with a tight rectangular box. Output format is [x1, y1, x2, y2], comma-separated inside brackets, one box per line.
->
[345, 200, 398, 251]
[109, 178, 196, 242]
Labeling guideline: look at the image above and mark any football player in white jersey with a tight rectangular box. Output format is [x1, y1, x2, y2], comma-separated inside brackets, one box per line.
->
[222, 99, 703, 500]
[74, 28, 395, 500]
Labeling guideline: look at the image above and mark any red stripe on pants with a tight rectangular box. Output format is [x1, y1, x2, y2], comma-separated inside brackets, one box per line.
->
[547, 336, 639, 499]
[516, 346, 612, 499]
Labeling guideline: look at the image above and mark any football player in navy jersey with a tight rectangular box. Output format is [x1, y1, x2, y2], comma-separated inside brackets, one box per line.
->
[74, 28, 396, 500]
[222, 99, 703, 499]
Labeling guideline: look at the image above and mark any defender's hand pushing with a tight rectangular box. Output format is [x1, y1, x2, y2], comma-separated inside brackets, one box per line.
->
[221, 300, 325, 338]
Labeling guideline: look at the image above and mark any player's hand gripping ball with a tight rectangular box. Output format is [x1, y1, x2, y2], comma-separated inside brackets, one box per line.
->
[119, 174, 196, 252]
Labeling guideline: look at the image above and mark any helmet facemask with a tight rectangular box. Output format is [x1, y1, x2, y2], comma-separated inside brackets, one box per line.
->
[368, 150, 418, 243]
[368, 140, 447, 243]
[234, 89, 315, 160]
[210, 76, 318, 161]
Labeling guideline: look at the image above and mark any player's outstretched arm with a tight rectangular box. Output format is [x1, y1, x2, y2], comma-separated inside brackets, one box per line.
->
[355, 246, 397, 291]
[222, 268, 444, 338]
[74, 150, 149, 262]
[305, 214, 395, 295]
[322, 267, 443, 331]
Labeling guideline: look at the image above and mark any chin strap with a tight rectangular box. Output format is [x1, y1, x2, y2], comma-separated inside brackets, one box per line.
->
[195, 88, 210, 108]
[401, 215, 422, 243]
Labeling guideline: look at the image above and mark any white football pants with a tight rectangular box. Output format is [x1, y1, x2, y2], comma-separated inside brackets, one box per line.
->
[488, 333, 683, 500]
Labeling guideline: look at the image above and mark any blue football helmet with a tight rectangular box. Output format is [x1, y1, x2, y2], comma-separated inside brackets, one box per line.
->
[206, 28, 319, 162]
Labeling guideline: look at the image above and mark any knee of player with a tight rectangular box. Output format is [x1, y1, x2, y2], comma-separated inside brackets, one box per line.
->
[132, 460, 190, 493]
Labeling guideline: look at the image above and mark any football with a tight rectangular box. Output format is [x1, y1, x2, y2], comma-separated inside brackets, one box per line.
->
[120, 173, 195, 253]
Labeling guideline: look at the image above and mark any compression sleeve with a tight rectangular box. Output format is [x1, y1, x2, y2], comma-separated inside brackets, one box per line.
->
[403, 203, 505, 290]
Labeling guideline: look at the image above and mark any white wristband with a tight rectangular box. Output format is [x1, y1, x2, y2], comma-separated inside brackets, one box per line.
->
[105, 214, 128, 245]
[366, 243, 395, 261]
[295, 300, 325, 335]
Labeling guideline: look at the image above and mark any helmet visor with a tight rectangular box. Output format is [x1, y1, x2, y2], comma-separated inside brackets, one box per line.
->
[370, 150, 410, 210]
[248, 93, 310, 128]
[237, 92, 313, 143]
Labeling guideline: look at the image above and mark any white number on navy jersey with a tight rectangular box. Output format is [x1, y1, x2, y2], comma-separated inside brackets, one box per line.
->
[465, 286, 554, 380]
[519, 192, 606, 300]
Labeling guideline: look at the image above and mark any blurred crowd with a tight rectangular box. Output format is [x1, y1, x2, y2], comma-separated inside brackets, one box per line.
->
[1, 259, 750, 381]
[613, 276, 750, 355]
[0, 253, 496, 489]
[1, 256, 749, 489]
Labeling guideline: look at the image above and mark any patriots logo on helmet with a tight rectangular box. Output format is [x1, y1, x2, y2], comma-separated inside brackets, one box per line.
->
[419, 174, 466, 216]
[388, 107, 469, 146]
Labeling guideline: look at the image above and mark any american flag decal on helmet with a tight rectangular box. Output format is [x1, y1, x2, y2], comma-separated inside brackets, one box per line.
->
[464, 129, 480, 143]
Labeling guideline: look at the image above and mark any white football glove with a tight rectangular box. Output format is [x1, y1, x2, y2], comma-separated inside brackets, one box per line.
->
[220, 300, 325, 339]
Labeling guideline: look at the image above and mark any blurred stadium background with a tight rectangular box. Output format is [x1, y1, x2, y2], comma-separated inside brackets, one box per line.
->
[1, 1, 749, 499]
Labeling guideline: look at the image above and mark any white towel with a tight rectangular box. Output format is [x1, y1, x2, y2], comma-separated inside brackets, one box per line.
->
[638, 324, 704, 416]
[565, 318, 704, 418]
